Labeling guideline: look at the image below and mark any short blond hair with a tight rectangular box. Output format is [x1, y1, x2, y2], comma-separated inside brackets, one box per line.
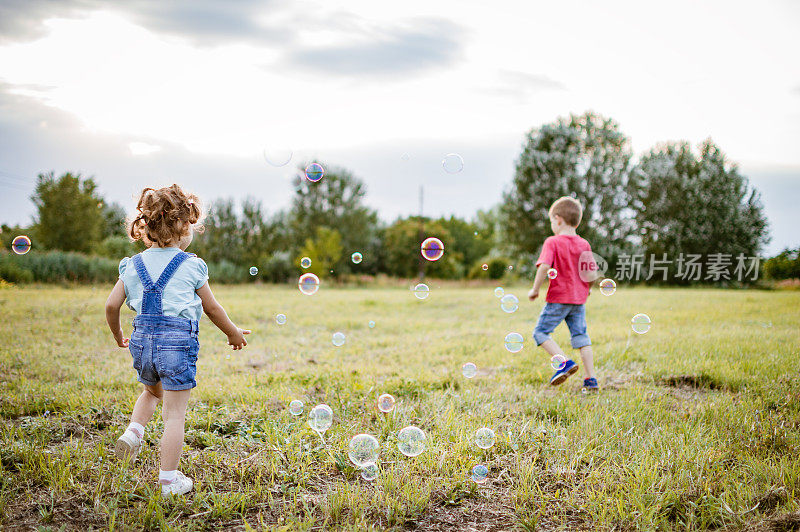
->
[548, 196, 583, 227]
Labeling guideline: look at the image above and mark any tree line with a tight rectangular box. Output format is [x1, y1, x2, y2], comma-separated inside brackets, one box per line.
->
[2, 111, 791, 285]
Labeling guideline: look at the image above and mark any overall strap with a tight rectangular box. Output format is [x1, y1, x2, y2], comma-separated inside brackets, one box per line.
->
[154, 251, 192, 290]
[132, 254, 154, 290]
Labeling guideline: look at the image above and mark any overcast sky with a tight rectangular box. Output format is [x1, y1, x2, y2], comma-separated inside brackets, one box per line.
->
[0, 0, 798, 255]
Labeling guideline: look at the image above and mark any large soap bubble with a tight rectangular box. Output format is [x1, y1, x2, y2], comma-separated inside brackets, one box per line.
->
[504, 332, 524, 353]
[474, 427, 496, 449]
[421, 237, 445, 261]
[308, 404, 333, 433]
[298, 273, 320, 295]
[348, 434, 380, 467]
[397, 426, 426, 457]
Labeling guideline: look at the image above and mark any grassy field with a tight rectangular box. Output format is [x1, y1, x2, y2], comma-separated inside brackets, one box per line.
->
[1, 283, 799, 531]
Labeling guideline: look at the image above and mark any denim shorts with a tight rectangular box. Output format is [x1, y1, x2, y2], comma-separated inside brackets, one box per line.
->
[129, 316, 199, 391]
[533, 302, 591, 349]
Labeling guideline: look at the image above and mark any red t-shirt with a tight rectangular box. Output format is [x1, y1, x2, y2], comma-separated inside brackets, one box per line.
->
[536, 234, 594, 304]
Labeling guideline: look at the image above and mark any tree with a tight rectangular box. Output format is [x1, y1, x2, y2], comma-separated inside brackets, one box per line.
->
[31, 172, 105, 253]
[382, 217, 460, 279]
[500, 112, 636, 261]
[289, 164, 380, 274]
[101, 201, 127, 238]
[297, 227, 343, 278]
[630, 139, 770, 282]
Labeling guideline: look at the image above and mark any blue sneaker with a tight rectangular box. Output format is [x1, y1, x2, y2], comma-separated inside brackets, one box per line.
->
[549, 359, 579, 386]
[583, 378, 599, 391]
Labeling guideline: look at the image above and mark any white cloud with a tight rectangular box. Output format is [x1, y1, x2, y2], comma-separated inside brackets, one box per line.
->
[128, 141, 162, 156]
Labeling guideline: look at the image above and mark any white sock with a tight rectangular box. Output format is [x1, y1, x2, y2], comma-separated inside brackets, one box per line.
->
[159, 469, 178, 483]
[126, 422, 145, 439]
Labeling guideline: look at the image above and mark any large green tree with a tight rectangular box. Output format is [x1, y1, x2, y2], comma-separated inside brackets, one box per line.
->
[381, 217, 460, 279]
[630, 139, 770, 280]
[289, 164, 380, 274]
[31, 172, 105, 253]
[500, 112, 636, 260]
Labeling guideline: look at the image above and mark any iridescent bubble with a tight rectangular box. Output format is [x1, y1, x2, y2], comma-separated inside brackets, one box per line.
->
[304, 162, 325, 182]
[504, 332, 524, 353]
[421, 237, 445, 261]
[351, 252, 363, 264]
[462, 362, 477, 379]
[481, 263, 488, 271]
[553, 435, 567, 450]
[332, 332, 346, 347]
[547, 268, 558, 280]
[288, 400, 304, 416]
[11, 235, 31, 255]
[474, 427, 496, 449]
[550, 354, 566, 371]
[442, 153, 464, 173]
[599, 278, 616, 296]
[413, 283, 430, 300]
[397, 426, 426, 457]
[494, 287, 504, 298]
[298, 273, 320, 295]
[349, 434, 380, 467]
[361, 461, 379, 481]
[377, 393, 395, 413]
[308, 404, 333, 433]
[471, 464, 488, 484]
[631, 313, 651, 334]
[300, 257, 312, 269]
[249, 266, 258, 276]
[368, 320, 376, 329]
[275, 313, 287, 325]
[263, 148, 293, 167]
[500, 294, 519, 313]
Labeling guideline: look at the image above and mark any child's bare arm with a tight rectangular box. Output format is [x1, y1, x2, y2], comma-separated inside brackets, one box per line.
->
[196, 282, 250, 350]
[528, 263, 550, 300]
[105, 280, 129, 347]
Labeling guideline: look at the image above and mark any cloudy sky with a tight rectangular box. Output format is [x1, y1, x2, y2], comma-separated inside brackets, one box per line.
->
[0, 0, 798, 254]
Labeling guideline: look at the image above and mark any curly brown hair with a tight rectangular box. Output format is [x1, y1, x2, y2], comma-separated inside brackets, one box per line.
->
[128, 184, 203, 247]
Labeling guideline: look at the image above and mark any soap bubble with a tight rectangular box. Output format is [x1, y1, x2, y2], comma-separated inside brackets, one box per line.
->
[553, 435, 567, 450]
[300, 257, 312, 269]
[500, 294, 519, 313]
[482, 263, 488, 271]
[474, 427, 496, 449]
[550, 354, 567, 371]
[413, 283, 430, 300]
[377, 393, 395, 413]
[471, 464, 488, 484]
[368, 320, 376, 329]
[547, 268, 558, 280]
[462, 362, 477, 379]
[599, 278, 616, 296]
[361, 461, 379, 481]
[349, 434, 380, 467]
[504, 332, 524, 353]
[494, 287, 504, 298]
[263, 148, 293, 167]
[12, 235, 31, 255]
[275, 313, 287, 325]
[308, 404, 333, 433]
[631, 313, 651, 334]
[332, 332, 346, 347]
[288, 400, 304, 416]
[420, 237, 444, 261]
[351, 252, 363, 264]
[298, 273, 320, 295]
[397, 426, 426, 457]
[249, 267, 258, 276]
[400, 153, 410, 161]
[304, 162, 325, 182]
[442, 153, 464, 173]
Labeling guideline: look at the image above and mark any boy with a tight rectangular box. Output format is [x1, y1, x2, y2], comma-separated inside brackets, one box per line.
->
[527, 196, 599, 390]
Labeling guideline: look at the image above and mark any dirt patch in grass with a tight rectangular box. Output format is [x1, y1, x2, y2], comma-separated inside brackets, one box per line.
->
[660, 373, 723, 390]
[737, 511, 800, 531]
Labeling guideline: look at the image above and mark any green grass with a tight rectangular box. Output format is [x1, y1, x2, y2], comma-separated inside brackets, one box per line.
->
[1, 283, 799, 530]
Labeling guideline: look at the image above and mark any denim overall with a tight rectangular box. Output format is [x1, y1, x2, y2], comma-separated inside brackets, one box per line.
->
[128, 251, 200, 391]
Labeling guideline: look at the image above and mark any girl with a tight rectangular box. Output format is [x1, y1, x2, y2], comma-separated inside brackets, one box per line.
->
[105, 184, 250, 497]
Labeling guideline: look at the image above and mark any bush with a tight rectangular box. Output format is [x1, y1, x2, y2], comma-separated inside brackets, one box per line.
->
[468, 257, 512, 280]
[764, 248, 800, 280]
[92, 236, 140, 259]
[0, 250, 118, 283]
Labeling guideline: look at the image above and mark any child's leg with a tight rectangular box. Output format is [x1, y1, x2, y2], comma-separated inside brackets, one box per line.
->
[160, 389, 191, 471]
[578, 345, 596, 380]
[539, 338, 567, 359]
[130, 383, 163, 429]
[533, 303, 572, 360]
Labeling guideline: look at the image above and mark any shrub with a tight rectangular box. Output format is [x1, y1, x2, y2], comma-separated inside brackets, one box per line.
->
[0, 250, 118, 283]
[468, 257, 512, 280]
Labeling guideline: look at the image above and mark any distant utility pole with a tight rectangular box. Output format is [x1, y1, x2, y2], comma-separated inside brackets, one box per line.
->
[417, 185, 425, 280]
